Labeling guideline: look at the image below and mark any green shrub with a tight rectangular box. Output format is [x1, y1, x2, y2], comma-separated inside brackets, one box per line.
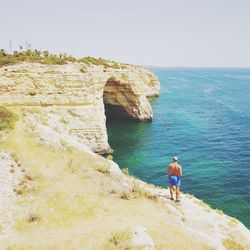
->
[0, 107, 19, 130]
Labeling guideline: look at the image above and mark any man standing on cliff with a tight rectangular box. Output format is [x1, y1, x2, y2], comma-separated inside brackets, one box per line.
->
[168, 156, 183, 202]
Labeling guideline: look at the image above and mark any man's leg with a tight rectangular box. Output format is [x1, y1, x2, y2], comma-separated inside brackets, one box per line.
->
[176, 186, 180, 201]
[170, 185, 174, 200]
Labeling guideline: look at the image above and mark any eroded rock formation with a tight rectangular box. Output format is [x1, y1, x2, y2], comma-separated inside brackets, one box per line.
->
[104, 77, 153, 121]
[0, 62, 159, 153]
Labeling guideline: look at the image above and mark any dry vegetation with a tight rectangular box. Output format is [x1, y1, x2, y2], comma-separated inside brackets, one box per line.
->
[0, 107, 19, 130]
[103, 231, 134, 250]
[0, 107, 246, 250]
[0, 48, 123, 69]
[223, 238, 245, 250]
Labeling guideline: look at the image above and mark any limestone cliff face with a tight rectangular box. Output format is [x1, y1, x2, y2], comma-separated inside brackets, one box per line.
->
[0, 62, 159, 153]
[1, 63, 250, 249]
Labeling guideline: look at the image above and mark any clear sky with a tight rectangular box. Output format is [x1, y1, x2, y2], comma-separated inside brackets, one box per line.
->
[0, 0, 250, 67]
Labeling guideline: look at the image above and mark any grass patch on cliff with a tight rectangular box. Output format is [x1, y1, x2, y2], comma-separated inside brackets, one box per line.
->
[0, 50, 67, 66]
[0, 56, 18, 66]
[78, 56, 122, 69]
[119, 183, 156, 201]
[0, 48, 124, 68]
[223, 238, 244, 250]
[0, 107, 19, 130]
[103, 231, 134, 250]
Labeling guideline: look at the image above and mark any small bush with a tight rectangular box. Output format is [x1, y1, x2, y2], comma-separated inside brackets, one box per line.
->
[122, 168, 130, 175]
[59, 117, 69, 125]
[0, 107, 19, 130]
[0, 56, 19, 66]
[215, 209, 224, 215]
[119, 183, 155, 201]
[131, 184, 152, 200]
[95, 163, 109, 174]
[27, 89, 38, 96]
[27, 213, 41, 223]
[24, 173, 36, 181]
[120, 191, 131, 200]
[106, 154, 113, 160]
[103, 231, 132, 250]
[66, 56, 77, 62]
[14, 173, 38, 196]
[78, 56, 121, 69]
[80, 68, 86, 73]
[223, 238, 244, 250]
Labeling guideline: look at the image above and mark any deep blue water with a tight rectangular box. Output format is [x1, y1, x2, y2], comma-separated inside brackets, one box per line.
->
[107, 68, 250, 229]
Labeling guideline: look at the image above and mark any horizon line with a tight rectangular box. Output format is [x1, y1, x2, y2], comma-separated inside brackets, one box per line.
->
[142, 65, 250, 69]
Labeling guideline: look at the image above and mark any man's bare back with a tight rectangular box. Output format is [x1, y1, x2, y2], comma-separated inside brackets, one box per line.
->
[168, 163, 182, 177]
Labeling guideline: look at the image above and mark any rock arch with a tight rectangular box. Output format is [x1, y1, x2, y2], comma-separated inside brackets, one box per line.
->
[103, 77, 153, 122]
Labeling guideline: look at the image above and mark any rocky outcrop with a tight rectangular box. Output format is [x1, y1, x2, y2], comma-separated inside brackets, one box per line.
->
[0, 62, 159, 153]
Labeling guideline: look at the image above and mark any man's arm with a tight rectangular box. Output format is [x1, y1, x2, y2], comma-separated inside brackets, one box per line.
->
[168, 165, 171, 178]
[179, 165, 183, 176]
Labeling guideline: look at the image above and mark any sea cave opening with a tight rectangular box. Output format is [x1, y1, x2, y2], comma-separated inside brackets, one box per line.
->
[103, 78, 134, 123]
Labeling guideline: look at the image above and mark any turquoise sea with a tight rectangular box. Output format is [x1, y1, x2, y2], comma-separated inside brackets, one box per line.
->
[107, 68, 250, 229]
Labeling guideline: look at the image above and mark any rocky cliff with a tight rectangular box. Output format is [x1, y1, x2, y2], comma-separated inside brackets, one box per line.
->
[1, 61, 250, 250]
[0, 62, 159, 154]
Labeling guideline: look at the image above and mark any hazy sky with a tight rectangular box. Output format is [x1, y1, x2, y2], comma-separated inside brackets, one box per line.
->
[1, 0, 250, 67]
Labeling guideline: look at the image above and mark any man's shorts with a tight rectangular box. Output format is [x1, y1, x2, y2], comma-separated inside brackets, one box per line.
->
[169, 176, 181, 186]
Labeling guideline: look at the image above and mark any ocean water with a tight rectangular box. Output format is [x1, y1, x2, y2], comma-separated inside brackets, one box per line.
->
[106, 68, 250, 229]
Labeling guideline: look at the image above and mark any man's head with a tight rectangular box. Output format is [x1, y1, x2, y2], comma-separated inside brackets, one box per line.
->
[173, 156, 178, 162]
